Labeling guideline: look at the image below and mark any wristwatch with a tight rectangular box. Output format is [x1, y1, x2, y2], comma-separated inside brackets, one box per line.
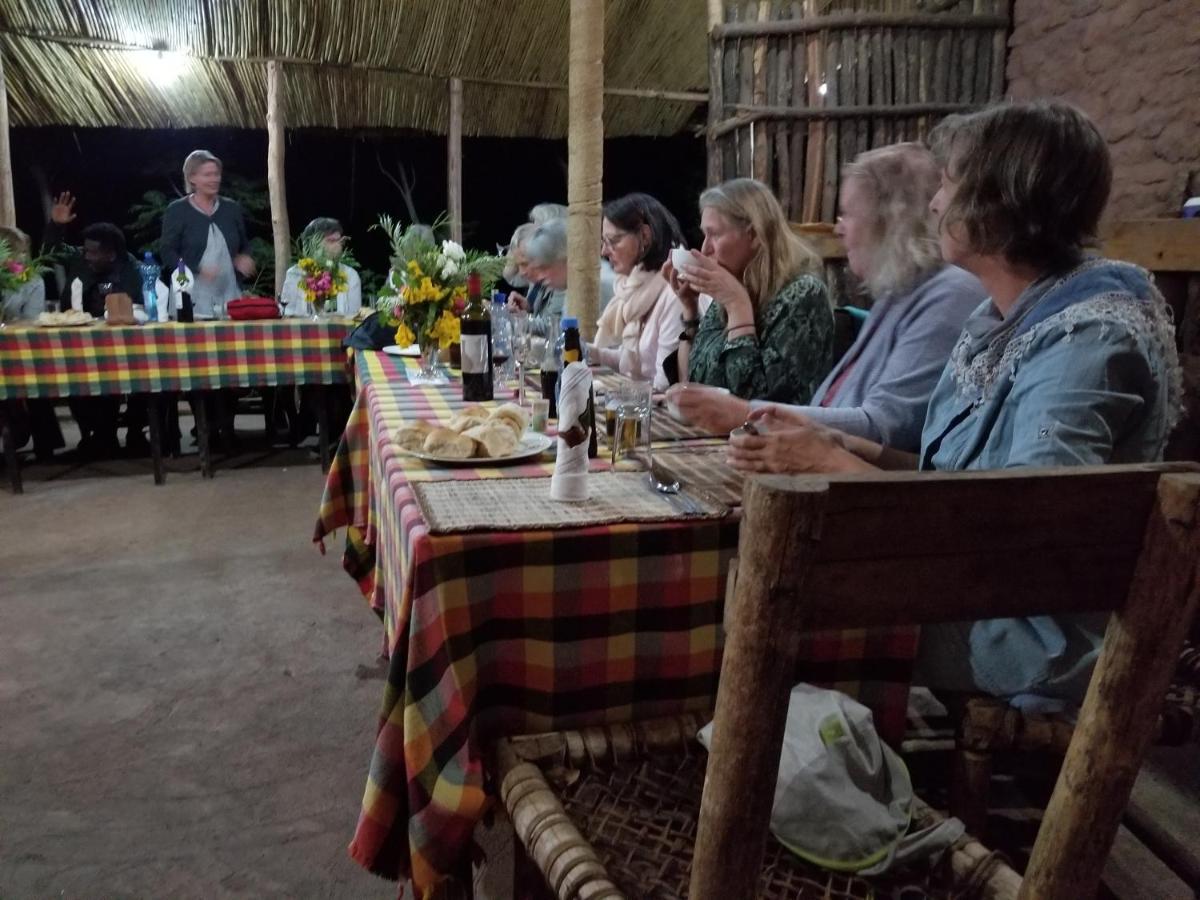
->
[679, 314, 700, 342]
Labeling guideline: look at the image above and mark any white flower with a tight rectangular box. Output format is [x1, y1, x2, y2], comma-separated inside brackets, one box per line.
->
[441, 239, 466, 261]
[440, 258, 459, 278]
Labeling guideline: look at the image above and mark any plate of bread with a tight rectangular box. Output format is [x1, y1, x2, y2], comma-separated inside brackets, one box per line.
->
[395, 402, 552, 465]
[36, 310, 97, 327]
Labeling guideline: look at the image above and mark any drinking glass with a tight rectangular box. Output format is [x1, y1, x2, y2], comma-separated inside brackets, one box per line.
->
[611, 379, 653, 472]
[510, 311, 534, 407]
[492, 312, 513, 391]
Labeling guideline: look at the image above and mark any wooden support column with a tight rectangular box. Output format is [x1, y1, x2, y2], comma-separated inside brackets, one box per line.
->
[266, 60, 290, 299]
[0, 49, 15, 228]
[706, 0, 724, 186]
[447, 77, 463, 243]
[568, 0, 603, 341]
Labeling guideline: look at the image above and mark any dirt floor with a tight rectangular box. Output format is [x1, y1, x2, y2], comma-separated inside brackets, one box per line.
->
[0, 429, 417, 898]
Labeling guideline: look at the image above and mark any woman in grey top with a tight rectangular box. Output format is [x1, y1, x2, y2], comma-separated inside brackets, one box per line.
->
[667, 143, 984, 451]
[160, 150, 256, 317]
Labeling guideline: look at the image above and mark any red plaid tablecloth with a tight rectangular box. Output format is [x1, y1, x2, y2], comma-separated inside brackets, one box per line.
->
[314, 352, 919, 895]
[0, 319, 353, 399]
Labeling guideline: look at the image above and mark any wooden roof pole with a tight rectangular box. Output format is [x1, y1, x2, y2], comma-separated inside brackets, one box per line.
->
[706, 0, 724, 186]
[447, 77, 463, 243]
[568, 0, 603, 341]
[0, 49, 15, 227]
[266, 60, 290, 299]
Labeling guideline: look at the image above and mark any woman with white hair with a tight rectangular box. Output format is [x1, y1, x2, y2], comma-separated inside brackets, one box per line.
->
[668, 144, 985, 450]
[161, 149, 255, 318]
[520, 218, 568, 325]
[663, 178, 833, 406]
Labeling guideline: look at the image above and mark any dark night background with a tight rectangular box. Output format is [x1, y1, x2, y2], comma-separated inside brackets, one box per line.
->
[8, 127, 707, 294]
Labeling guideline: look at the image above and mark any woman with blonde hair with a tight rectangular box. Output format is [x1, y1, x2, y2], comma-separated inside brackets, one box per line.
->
[0, 226, 44, 321]
[668, 144, 985, 449]
[664, 178, 833, 405]
[160, 149, 255, 319]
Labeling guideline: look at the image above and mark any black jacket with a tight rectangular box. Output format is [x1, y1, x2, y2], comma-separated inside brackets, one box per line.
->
[160, 195, 251, 276]
[43, 221, 143, 318]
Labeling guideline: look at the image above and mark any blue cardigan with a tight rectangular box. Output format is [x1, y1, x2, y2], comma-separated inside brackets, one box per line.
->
[764, 265, 986, 452]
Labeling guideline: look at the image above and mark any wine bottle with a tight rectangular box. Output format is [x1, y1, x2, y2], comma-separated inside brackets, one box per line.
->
[460, 272, 493, 402]
[560, 317, 598, 459]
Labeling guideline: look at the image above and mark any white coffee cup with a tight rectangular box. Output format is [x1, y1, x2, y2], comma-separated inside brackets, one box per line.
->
[670, 247, 694, 274]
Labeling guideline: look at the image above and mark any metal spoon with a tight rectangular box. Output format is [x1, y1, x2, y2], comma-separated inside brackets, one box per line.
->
[648, 466, 699, 514]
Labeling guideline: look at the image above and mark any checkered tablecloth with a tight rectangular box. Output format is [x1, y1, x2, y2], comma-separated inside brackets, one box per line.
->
[314, 352, 919, 896]
[0, 319, 353, 399]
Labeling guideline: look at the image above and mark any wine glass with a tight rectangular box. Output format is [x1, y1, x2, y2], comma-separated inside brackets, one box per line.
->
[510, 310, 534, 408]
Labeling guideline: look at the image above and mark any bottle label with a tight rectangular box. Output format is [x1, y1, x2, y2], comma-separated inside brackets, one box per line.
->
[461, 334, 489, 374]
[562, 350, 580, 363]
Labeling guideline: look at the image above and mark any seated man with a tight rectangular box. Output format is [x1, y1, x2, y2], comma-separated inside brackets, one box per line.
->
[44, 192, 144, 456]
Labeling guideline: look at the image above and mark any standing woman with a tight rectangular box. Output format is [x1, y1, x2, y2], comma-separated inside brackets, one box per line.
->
[589, 193, 685, 389]
[664, 178, 834, 405]
[161, 150, 256, 317]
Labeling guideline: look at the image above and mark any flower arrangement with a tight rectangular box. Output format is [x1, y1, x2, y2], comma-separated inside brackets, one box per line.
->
[372, 214, 505, 351]
[0, 238, 52, 295]
[293, 232, 359, 314]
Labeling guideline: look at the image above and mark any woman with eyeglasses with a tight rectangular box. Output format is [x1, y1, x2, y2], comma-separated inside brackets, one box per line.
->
[663, 178, 834, 405]
[586, 193, 686, 389]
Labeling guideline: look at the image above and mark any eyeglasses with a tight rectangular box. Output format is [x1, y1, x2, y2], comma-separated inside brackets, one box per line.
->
[600, 231, 631, 251]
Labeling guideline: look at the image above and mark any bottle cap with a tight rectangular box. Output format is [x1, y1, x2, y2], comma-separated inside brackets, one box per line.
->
[144, 251, 154, 261]
[561, 316, 579, 329]
[492, 293, 507, 305]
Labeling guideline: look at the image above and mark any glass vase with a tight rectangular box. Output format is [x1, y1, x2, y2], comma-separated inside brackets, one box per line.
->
[408, 335, 450, 385]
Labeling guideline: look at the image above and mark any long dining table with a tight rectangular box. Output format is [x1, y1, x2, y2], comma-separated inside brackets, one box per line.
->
[314, 350, 921, 897]
[0, 317, 353, 490]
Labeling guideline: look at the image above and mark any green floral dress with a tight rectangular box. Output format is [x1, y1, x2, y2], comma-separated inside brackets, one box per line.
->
[687, 273, 834, 404]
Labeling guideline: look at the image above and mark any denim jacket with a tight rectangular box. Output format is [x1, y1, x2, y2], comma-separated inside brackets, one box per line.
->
[919, 258, 1182, 699]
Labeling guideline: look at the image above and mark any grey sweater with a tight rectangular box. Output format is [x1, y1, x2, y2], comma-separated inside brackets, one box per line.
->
[160, 195, 251, 275]
[774, 265, 987, 451]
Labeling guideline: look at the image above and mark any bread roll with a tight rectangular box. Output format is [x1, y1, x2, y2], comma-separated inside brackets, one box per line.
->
[447, 411, 489, 433]
[490, 403, 529, 437]
[464, 423, 520, 458]
[396, 420, 434, 452]
[423, 427, 478, 459]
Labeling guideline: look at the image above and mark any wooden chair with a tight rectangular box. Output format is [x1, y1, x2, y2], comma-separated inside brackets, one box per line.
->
[492, 463, 1200, 899]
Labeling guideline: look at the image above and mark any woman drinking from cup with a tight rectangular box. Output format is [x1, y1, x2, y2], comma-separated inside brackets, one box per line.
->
[667, 144, 985, 451]
[589, 193, 686, 390]
[663, 178, 833, 405]
[728, 101, 1182, 704]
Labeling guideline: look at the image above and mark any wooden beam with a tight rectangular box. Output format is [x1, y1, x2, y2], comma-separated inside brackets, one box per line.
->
[0, 29, 709, 105]
[713, 12, 1010, 40]
[790, 222, 845, 258]
[0, 48, 14, 227]
[266, 60, 290, 299]
[568, 0, 603, 342]
[1102, 219, 1200, 272]
[447, 77, 463, 243]
[710, 101, 977, 139]
[705, 0, 724, 186]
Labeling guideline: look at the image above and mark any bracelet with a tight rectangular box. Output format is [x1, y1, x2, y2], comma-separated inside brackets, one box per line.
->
[727, 325, 757, 339]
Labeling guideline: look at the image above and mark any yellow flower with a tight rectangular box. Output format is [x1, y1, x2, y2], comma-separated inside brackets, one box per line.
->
[394, 323, 416, 347]
[299, 257, 317, 269]
[429, 309, 461, 349]
[407, 260, 422, 277]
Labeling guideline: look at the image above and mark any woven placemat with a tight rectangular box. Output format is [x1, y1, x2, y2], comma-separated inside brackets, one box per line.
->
[653, 445, 746, 508]
[413, 471, 728, 534]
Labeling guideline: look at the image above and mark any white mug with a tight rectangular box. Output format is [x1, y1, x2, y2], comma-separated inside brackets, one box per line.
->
[670, 247, 694, 274]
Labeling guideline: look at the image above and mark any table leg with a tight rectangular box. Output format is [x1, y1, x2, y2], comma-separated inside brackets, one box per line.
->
[2, 415, 22, 494]
[146, 393, 165, 486]
[192, 391, 214, 479]
[316, 384, 332, 473]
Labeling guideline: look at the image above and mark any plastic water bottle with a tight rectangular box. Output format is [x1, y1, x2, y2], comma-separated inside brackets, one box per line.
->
[139, 252, 159, 321]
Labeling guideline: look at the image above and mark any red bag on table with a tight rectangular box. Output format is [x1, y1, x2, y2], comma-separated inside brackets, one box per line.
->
[226, 296, 281, 320]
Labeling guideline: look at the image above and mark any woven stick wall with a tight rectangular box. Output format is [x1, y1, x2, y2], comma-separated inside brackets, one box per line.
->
[707, 0, 1011, 222]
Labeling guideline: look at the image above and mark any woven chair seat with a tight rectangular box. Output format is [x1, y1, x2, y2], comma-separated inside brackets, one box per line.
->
[496, 714, 1019, 900]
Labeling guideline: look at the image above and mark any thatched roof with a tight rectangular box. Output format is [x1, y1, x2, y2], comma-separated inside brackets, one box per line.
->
[0, 0, 710, 137]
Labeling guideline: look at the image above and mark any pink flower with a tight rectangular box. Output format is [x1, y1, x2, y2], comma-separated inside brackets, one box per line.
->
[6, 261, 24, 274]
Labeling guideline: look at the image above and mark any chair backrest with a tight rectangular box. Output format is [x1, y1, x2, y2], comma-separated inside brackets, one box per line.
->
[690, 463, 1200, 900]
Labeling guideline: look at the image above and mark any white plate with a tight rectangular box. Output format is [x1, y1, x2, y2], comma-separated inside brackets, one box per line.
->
[382, 344, 422, 358]
[398, 431, 553, 467]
